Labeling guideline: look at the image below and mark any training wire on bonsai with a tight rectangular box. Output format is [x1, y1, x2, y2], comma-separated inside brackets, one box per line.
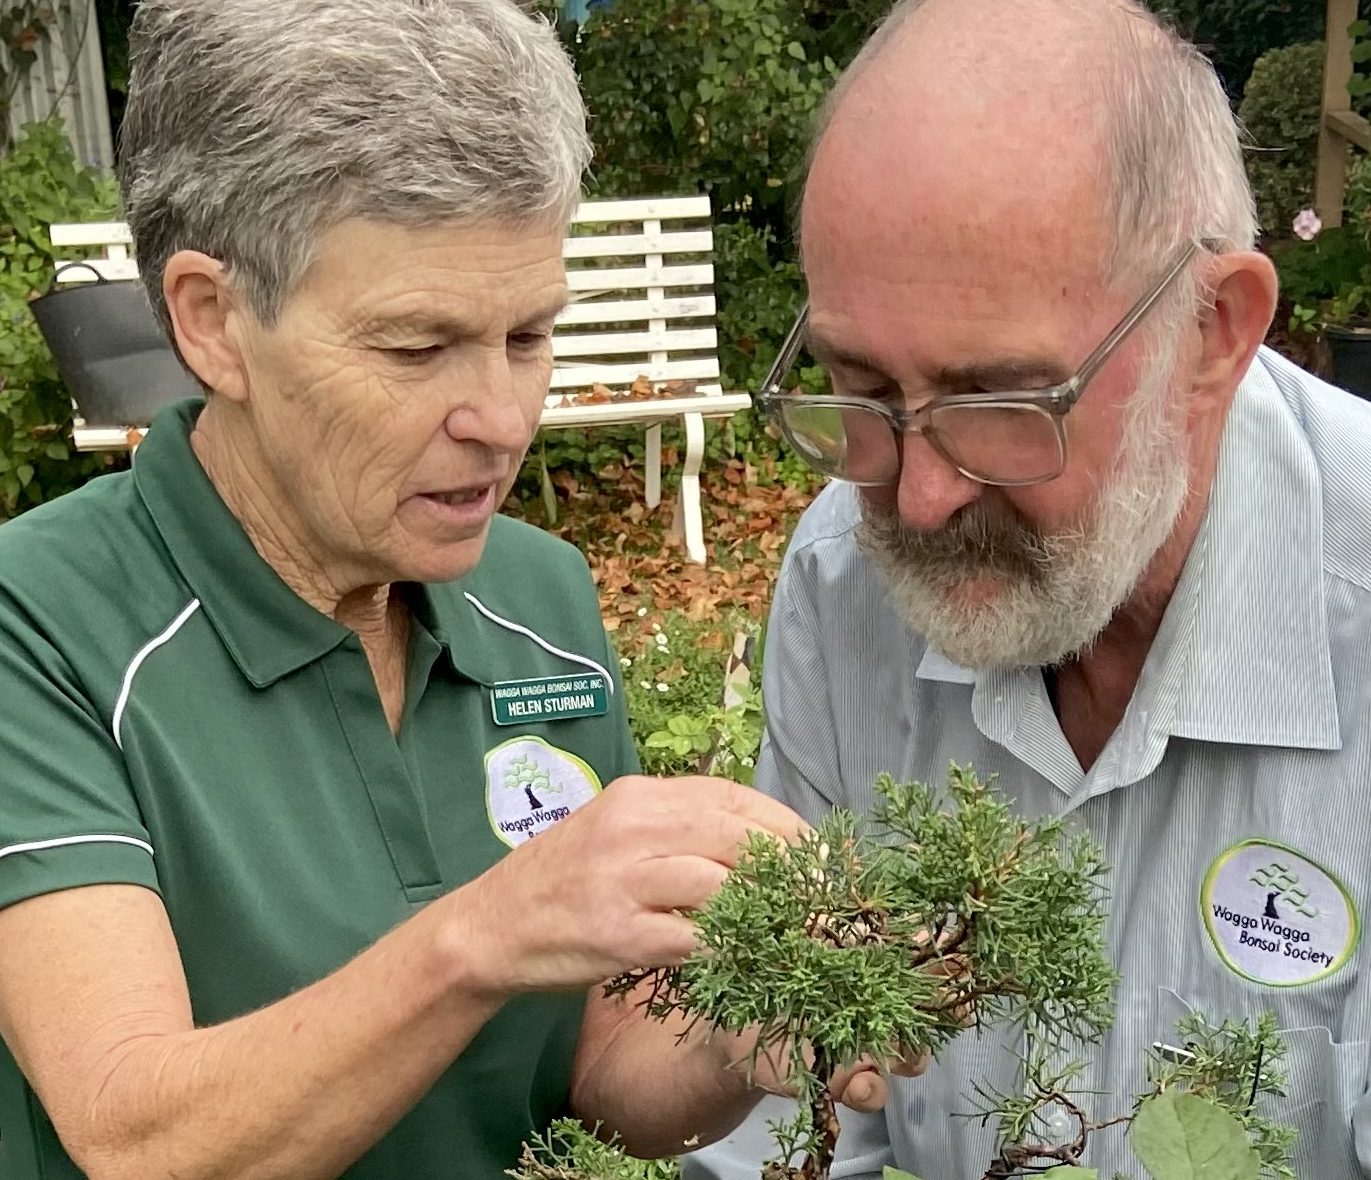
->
[510, 766, 1295, 1180]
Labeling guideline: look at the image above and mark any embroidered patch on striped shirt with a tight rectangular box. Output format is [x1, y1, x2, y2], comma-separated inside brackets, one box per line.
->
[1201, 839, 1359, 986]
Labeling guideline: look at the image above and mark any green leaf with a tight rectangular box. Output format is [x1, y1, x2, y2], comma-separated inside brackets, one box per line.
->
[786, 39, 805, 60]
[1042, 1169, 1098, 1179]
[16, 464, 34, 488]
[882, 1169, 925, 1180]
[1130, 1091, 1260, 1180]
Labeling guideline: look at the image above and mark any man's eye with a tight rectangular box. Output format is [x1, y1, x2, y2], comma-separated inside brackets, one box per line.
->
[386, 345, 442, 366]
[508, 332, 551, 352]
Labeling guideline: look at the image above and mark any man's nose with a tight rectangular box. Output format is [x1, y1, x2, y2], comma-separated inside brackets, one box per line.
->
[892, 431, 982, 531]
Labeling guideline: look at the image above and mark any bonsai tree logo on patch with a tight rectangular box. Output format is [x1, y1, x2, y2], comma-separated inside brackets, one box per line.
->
[504, 754, 559, 812]
[484, 736, 602, 848]
[1251, 860, 1319, 921]
[1202, 839, 1358, 986]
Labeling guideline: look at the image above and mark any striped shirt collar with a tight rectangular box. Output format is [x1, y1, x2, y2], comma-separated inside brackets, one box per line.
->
[916, 349, 1340, 754]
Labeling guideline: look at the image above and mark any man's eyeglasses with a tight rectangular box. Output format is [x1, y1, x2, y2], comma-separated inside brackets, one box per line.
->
[755, 241, 1206, 488]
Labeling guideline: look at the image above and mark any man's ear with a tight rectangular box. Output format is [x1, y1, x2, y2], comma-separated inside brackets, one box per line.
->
[162, 251, 252, 403]
[1190, 250, 1278, 413]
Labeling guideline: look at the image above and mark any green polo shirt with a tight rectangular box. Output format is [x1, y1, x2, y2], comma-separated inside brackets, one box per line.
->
[0, 400, 638, 1178]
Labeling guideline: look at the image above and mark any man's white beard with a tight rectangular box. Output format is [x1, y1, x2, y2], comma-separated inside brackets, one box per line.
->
[857, 339, 1191, 669]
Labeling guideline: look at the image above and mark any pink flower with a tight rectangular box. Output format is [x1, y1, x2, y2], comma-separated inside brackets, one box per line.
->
[1293, 209, 1323, 241]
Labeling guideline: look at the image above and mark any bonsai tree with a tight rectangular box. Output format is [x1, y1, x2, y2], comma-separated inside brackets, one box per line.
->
[512, 767, 1295, 1180]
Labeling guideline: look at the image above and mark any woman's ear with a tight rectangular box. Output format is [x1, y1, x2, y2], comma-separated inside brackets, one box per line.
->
[163, 251, 251, 402]
[1190, 250, 1278, 413]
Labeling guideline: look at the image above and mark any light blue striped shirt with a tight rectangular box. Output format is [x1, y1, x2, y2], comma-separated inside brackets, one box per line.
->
[686, 348, 1371, 1180]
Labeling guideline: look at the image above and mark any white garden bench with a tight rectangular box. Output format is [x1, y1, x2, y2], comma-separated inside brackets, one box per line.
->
[48, 195, 750, 563]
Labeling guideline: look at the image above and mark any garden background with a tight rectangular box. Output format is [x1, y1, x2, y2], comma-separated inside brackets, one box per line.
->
[0, 0, 1362, 775]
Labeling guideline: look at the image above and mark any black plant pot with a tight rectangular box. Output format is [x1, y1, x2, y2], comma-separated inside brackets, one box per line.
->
[29, 263, 202, 427]
[1324, 323, 1371, 403]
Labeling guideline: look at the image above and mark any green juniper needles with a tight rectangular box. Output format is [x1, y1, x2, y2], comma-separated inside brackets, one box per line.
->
[613, 766, 1116, 1106]
[513, 766, 1296, 1180]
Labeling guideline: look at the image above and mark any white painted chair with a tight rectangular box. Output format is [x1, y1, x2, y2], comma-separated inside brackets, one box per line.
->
[49, 195, 750, 563]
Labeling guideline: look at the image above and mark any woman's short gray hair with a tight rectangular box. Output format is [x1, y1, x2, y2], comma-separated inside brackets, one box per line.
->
[119, 0, 591, 337]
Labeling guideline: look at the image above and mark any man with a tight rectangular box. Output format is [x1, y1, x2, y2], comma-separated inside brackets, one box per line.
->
[689, 0, 1371, 1177]
[0, 3, 904, 1177]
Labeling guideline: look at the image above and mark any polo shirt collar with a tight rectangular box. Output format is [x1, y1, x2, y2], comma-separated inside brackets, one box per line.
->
[916, 349, 1339, 753]
[135, 401, 504, 691]
[134, 399, 354, 688]
[409, 580, 501, 687]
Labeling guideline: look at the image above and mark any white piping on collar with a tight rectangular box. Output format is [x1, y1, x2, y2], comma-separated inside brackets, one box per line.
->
[463, 592, 614, 693]
[113, 598, 202, 749]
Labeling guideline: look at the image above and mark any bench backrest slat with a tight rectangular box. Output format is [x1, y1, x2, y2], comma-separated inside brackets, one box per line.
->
[51, 196, 734, 413]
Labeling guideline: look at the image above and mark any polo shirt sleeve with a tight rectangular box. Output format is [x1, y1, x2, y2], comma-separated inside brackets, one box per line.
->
[754, 546, 843, 826]
[0, 591, 160, 911]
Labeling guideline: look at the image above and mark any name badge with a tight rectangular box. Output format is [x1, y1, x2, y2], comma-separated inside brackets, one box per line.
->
[490, 672, 609, 726]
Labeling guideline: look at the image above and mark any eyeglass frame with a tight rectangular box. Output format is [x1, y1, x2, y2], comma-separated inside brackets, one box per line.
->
[754, 238, 1211, 488]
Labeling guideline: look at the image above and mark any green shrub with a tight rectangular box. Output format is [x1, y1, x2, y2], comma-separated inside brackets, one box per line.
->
[1347, 150, 1371, 225]
[575, 0, 839, 219]
[1238, 42, 1325, 240]
[567, 0, 853, 488]
[617, 611, 763, 780]
[713, 219, 805, 396]
[1148, 0, 1326, 99]
[0, 117, 123, 518]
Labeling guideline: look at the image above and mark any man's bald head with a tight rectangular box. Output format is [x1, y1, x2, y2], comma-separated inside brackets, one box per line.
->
[779, 0, 1278, 673]
[802, 0, 1255, 288]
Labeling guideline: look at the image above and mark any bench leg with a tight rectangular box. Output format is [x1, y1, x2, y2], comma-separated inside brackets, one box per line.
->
[678, 412, 706, 564]
[645, 423, 662, 509]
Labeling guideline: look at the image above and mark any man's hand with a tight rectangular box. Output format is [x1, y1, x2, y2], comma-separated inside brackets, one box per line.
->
[453, 775, 807, 995]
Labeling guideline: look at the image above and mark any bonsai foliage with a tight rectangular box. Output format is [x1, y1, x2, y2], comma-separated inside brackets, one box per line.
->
[511, 1119, 679, 1180]
[512, 767, 1295, 1180]
[964, 1010, 1293, 1180]
[603, 765, 1116, 1179]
